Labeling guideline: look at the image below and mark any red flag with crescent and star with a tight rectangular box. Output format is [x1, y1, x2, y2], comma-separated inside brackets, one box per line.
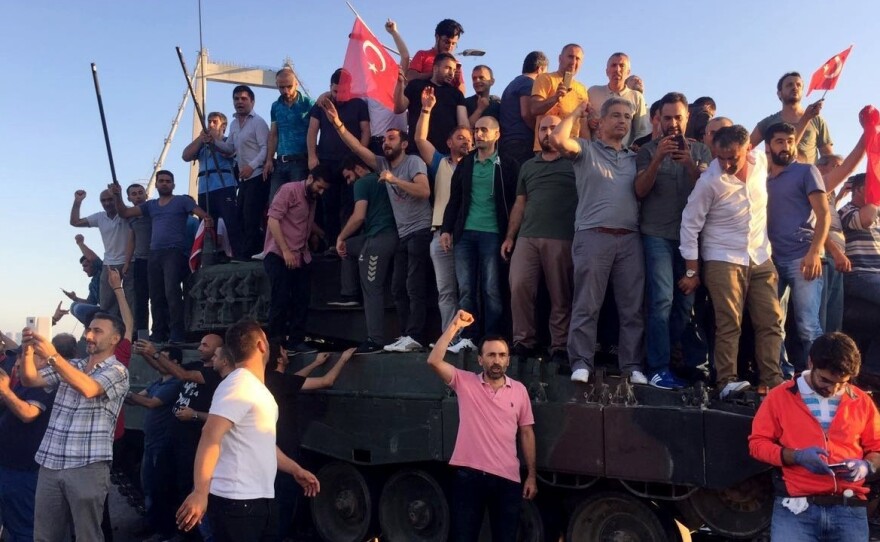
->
[860, 105, 880, 205]
[337, 17, 398, 109]
[807, 45, 853, 96]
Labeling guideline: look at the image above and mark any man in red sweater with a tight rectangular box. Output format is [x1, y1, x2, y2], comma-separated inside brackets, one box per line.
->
[749, 332, 880, 539]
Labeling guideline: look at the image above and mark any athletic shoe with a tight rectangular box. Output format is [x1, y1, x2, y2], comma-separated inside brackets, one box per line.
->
[447, 338, 477, 354]
[649, 370, 687, 390]
[629, 370, 648, 385]
[383, 336, 423, 353]
[571, 368, 590, 383]
[354, 340, 383, 355]
[720, 380, 751, 399]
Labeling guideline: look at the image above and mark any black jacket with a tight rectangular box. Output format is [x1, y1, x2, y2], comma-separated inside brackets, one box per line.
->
[441, 150, 519, 241]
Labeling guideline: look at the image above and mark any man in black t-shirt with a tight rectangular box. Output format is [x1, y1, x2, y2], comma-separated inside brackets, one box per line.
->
[395, 52, 468, 154]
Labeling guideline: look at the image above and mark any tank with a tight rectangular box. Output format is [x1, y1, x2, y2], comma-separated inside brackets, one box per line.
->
[121, 255, 817, 542]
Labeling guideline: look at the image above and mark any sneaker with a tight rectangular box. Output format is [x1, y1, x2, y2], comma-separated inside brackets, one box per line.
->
[355, 339, 383, 355]
[629, 370, 648, 385]
[649, 370, 687, 390]
[287, 342, 318, 356]
[720, 380, 751, 399]
[251, 251, 266, 261]
[447, 338, 477, 354]
[327, 297, 361, 308]
[383, 336, 423, 353]
[571, 368, 590, 383]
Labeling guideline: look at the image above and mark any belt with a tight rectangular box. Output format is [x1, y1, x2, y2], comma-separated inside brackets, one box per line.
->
[589, 227, 637, 236]
[278, 154, 306, 163]
[197, 169, 233, 177]
[806, 495, 868, 508]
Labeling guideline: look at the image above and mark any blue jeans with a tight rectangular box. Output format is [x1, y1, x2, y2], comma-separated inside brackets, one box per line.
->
[269, 157, 308, 204]
[820, 258, 844, 333]
[451, 468, 522, 542]
[643, 236, 695, 374]
[775, 258, 824, 372]
[844, 272, 880, 305]
[148, 248, 190, 342]
[454, 231, 503, 338]
[771, 497, 867, 541]
[70, 301, 102, 327]
[0, 465, 38, 542]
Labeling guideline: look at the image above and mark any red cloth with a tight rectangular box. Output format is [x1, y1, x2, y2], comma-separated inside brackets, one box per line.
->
[861, 105, 880, 205]
[113, 338, 131, 441]
[337, 17, 399, 110]
[807, 45, 853, 96]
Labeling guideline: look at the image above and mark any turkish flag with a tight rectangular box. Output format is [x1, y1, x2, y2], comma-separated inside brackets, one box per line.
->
[861, 105, 880, 205]
[807, 45, 853, 96]
[337, 17, 398, 110]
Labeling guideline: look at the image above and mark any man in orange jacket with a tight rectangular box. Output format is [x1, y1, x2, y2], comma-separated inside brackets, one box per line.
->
[749, 332, 880, 540]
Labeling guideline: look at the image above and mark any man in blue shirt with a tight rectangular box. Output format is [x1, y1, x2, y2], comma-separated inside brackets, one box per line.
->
[764, 122, 830, 374]
[113, 170, 212, 343]
[264, 68, 314, 203]
[499, 51, 547, 166]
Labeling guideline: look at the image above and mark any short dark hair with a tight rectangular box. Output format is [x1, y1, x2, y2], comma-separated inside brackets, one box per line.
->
[522, 51, 548, 73]
[207, 111, 228, 126]
[479, 335, 509, 355]
[52, 333, 78, 359]
[156, 170, 174, 182]
[692, 96, 716, 111]
[433, 52, 457, 67]
[473, 65, 493, 79]
[215, 346, 233, 367]
[91, 312, 126, 339]
[446, 126, 472, 141]
[385, 128, 408, 140]
[79, 255, 88, 264]
[659, 92, 688, 111]
[435, 19, 463, 38]
[850, 173, 867, 188]
[687, 111, 712, 141]
[331, 68, 347, 86]
[713, 125, 750, 149]
[310, 164, 332, 183]
[341, 153, 369, 173]
[232, 85, 255, 100]
[809, 332, 861, 377]
[763, 122, 796, 146]
[225, 319, 264, 364]
[126, 183, 145, 196]
[649, 99, 662, 120]
[777, 72, 801, 92]
[267, 338, 284, 373]
[161, 346, 183, 365]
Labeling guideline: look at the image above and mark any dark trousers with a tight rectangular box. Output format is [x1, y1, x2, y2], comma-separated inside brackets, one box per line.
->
[451, 468, 522, 542]
[207, 494, 278, 542]
[275, 471, 303, 541]
[133, 257, 150, 332]
[199, 186, 243, 258]
[238, 174, 269, 259]
[392, 228, 431, 343]
[141, 444, 176, 538]
[148, 249, 189, 342]
[264, 252, 311, 345]
[316, 159, 351, 246]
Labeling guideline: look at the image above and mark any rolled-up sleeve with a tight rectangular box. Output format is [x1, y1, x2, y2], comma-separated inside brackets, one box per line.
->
[92, 363, 129, 400]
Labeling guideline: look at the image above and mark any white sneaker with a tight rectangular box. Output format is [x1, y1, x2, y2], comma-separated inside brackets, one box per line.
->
[571, 368, 590, 383]
[720, 380, 751, 399]
[629, 370, 648, 385]
[383, 336, 422, 353]
[447, 338, 477, 354]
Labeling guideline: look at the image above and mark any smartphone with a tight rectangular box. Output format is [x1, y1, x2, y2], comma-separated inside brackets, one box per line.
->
[137, 329, 149, 342]
[562, 71, 573, 90]
[828, 462, 850, 474]
[674, 134, 687, 151]
[26, 317, 36, 330]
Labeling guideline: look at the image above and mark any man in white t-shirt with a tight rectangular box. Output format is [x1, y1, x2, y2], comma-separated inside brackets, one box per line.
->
[175, 320, 319, 541]
[69, 187, 133, 316]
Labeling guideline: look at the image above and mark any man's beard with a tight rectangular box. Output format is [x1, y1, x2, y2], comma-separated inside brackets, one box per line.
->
[770, 149, 794, 167]
[384, 146, 402, 161]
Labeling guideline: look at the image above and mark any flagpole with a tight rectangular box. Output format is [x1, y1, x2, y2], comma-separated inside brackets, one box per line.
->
[344, 1, 400, 56]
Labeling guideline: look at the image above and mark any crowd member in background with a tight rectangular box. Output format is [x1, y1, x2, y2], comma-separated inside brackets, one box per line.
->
[406, 19, 466, 93]
[840, 173, 880, 305]
[499, 51, 548, 165]
[587, 52, 650, 147]
[465, 65, 501, 127]
[125, 183, 151, 332]
[530, 44, 589, 151]
[61, 235, 103, 326]
[265, 69, 313, 204]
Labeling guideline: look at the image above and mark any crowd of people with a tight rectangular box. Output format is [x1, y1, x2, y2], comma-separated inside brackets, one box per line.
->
[1, 14, 880, 542]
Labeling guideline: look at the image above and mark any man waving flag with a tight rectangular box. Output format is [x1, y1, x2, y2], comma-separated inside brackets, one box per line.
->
[337, 16, 399, 109]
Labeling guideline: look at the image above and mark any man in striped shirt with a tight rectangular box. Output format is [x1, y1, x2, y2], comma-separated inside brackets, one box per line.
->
[839, 173, 880, 305]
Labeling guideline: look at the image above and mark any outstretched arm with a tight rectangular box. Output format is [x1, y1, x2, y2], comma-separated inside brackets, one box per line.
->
[549, 102, 587, 158]
[302, 348, 356, 390]
[321, 98, 378, 170]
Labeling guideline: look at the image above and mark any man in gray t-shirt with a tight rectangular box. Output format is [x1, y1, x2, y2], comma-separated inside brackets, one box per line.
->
[318, 98, 433, 351]
[126, 183, 152, 332]
[551, 98, 646, 385]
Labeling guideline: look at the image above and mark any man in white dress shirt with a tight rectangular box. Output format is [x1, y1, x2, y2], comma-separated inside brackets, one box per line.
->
[679, 125, 785, 398]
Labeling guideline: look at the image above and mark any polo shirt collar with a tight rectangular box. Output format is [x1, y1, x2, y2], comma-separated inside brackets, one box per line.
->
[480, 371, 512, 388]
[475, 150, 498, 165]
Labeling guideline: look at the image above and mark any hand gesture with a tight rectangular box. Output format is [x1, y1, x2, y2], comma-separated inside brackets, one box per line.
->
[840, 459, 874, 482]
[176, 491, 208, 532]
[655, 135, 678, 159]
[175, 406, 196, 422]
[476, 95, 490, 111]
[384, 19, 398, 34]
[107, 267, 122, 290]
[313, 352, 331, 366]
[803, 99, 824, 122]
[500, 238, 514, 261]
[439, 232, 453, 253]
[421, 86, 436, 111]
[378, 170, 396, 185]
[61, 288, 78, 301]
[295, 467, 321, 497]
[75, 234, 85, 245]
[108, 183, 122, 196]
[135, 339, 157, 358]
[319, 96, 340, 124]
[453, 310, 475, 330]
[74, 190, 87, 202]
[573, 101, 589, 119]
[21, 329, 57, 360]
[53, 301, 69, 322]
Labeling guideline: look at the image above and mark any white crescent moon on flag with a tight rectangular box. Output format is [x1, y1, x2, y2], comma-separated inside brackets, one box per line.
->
[362, 40, 387, 73]
[824, 56, 843, 80]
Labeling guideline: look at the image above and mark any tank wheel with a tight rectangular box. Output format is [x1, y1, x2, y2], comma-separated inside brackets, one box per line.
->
[378, 469, 449, 542]
[310, 461, 375, 542]
[566, 491, 668, 542]
[517, 499, 545, 542]
[684, 474, 772, 538]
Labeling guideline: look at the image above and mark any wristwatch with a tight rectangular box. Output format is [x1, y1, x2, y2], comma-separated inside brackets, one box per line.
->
[152, 352, 161, 360]
[685, 269, 697, 278]
[46, 355, 57, 367]
[192, 412, 199, 421]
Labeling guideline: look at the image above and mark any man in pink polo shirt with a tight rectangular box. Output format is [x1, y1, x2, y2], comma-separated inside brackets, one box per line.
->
[263, 166, 330, 355]
[428, 309, 537, 542]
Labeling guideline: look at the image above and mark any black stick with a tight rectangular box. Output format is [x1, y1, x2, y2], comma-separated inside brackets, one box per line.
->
[91, 63, 119, 186]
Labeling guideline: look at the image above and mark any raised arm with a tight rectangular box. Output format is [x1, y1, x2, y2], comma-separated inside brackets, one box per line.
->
[70, 190, 90, 227]
[321, 98, 378, 170]
[182, 131, 211, 162]
[302, 348, 355, 390]
[414, 87, 438, 165]
[18, 341, 47, 388]
[25, 331, 108, 399]
[549, 102, 587, 157]
[393, 70, 410, 115]
[110, 182, 142, 218]
[137, 340, 206, 384]
[0, 366, 43, 423]
[427, 310, 474, 383]
[825, 133, 866, 193]
[385, 20, 410, 72]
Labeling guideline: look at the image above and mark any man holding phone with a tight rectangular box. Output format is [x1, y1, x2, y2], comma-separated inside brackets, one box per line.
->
[750, 332, 880, 539]
[634, 92, 711, 389]
[530, 44, 589, 152]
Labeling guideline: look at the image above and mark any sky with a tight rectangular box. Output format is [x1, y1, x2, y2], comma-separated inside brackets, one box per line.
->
[2, 0, 879, 337]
